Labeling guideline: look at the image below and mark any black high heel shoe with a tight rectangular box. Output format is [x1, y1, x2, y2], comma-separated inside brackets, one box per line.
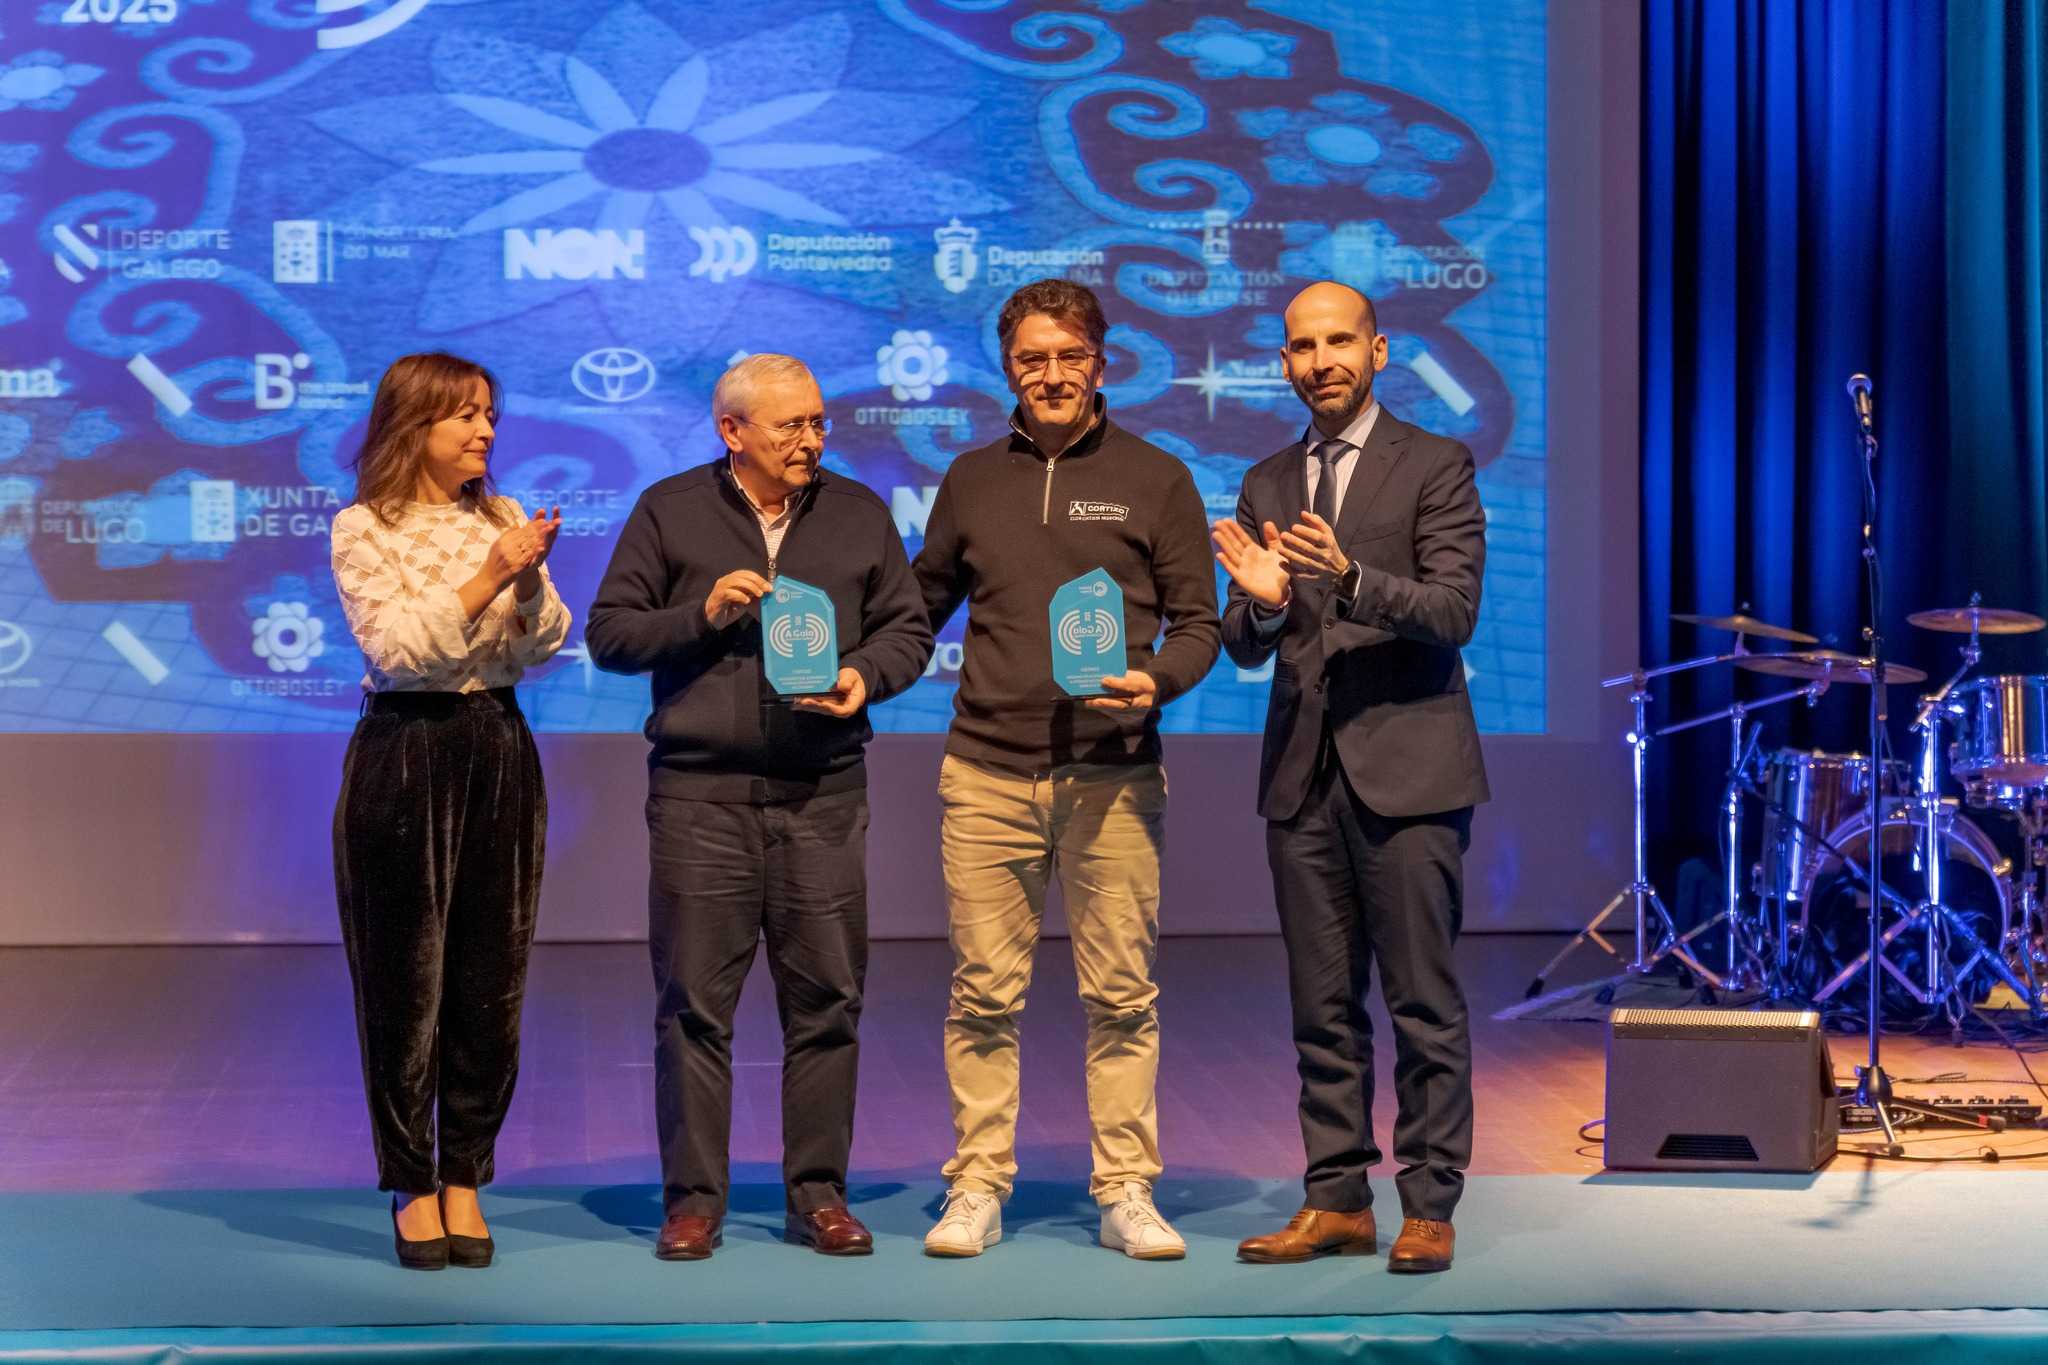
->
[391, 1195, 449, 1271]
[440, 1188, 495, 1269]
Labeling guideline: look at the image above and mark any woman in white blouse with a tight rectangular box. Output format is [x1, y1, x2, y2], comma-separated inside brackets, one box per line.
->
[329, 352, 569, 1270]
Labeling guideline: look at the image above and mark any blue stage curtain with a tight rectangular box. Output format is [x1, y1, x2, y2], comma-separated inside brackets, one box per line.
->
[1948, 1, 2048, 618]
[1640, 0, 1951, 885]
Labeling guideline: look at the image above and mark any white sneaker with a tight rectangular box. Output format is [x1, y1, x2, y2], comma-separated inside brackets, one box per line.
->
[924, 1187, 1002, 1257]
[1099, 1182, 1186, 1260]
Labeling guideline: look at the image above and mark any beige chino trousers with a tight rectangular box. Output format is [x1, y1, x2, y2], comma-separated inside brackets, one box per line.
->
[937, 753, 1167, 1205]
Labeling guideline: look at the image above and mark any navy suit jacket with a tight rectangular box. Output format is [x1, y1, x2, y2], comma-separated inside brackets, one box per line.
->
[1221, 409, 1491, 822]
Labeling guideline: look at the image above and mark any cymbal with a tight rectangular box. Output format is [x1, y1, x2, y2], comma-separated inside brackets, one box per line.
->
[1906, 605, 2046, 635]
[1736, 650, 1929, 686]
[1671, 611, 1818, 645]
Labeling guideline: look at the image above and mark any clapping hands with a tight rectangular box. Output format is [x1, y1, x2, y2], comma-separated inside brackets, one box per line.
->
[1211, 511, 1351, 608]
[1211, 518, 1292, 609]
[487, 505, 562, 594]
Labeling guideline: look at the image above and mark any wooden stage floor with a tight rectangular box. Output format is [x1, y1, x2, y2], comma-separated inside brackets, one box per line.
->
[5, 934, 2047, 1193]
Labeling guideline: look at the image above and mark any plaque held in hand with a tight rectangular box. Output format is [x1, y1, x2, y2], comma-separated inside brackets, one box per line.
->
[762, 576, 839, 696]
[1049, 568, 1126, 696]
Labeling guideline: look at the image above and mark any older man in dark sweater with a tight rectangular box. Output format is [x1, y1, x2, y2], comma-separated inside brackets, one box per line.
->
[587, 353, 931, 1262]
[914, 279, 1221, 1260]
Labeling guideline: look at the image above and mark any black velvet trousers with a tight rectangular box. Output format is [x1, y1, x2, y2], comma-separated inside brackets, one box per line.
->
[647, 789, 869, 1219]
[1268, 746, 1474, 1223]
[333, 688, 545, 1195]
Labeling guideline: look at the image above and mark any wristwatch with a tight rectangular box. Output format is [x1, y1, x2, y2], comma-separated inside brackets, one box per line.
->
[1334, 560, 1362, 606]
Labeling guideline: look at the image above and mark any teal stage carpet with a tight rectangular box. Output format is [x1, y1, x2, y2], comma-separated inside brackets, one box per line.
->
[6, 1174, 2048, 1360]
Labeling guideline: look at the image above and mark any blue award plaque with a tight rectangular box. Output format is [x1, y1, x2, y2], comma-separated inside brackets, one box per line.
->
[762, 576, 840, 696]
[1049, 568, 1127, 696]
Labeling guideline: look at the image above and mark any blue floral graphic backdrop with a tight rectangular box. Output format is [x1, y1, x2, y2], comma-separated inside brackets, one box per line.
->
[0, 0, 1545, 735]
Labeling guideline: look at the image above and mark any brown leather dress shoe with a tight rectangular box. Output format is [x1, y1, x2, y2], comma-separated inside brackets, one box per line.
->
[655, 1213, 722, 1261]
[785, 1206, 874, 1256]
[1387, 1218, 1454, 1273]
[1237, 1207, 1378, 1263]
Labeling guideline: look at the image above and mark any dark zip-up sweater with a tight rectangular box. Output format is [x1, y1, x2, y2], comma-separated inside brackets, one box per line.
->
[586, 458, 932, 802]
[914, 402, 1222, 770]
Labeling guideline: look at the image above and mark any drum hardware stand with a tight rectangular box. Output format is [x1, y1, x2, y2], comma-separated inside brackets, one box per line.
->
[1899, 602, 2048, 1017]
[2011, 802, 2048, 1007]
[1527, 641, 1794, 1000]
[1655, 680, 1830, 991]
[1927, 598, 2048, 1018]
[1814, 613, 2043, 1033]
[1806, 798, 2031, 1021]
[1907, 612, 2033, 1021]
[1739, 775, 1919, 1000]
[1751, 775, 2021, 1016]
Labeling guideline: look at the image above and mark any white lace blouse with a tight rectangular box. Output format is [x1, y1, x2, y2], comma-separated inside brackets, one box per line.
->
[330, 496, 571, 693]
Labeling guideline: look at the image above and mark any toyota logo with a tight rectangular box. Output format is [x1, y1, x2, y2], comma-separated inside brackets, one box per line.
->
[571, 347, 657, 404]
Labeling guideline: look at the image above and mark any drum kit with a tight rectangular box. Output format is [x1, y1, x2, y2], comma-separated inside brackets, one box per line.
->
[1533, 597, 2048, 1032]
[1531, 379, 2045, 1150]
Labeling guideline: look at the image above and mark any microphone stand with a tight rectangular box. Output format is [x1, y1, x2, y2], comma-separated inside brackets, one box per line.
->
[1841, 385, 1982, 1154]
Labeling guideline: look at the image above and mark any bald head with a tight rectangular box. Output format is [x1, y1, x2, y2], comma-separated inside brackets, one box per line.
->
[1284, 281, 1376, 338]
[1280, 281, 1387, 435]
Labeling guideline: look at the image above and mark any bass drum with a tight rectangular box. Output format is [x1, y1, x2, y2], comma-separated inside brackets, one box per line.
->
[1793, 798, 2016, 1015]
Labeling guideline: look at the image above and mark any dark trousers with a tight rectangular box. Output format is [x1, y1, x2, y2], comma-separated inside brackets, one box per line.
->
[1268, 747, 1473, 1222]
[647, 788, 869, 1218]
[333, 689, 545, 1195]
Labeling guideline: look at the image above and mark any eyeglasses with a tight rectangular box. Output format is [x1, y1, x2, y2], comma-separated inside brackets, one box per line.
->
[1009, 349, 1097, 379]
[738, 416, 831, 443]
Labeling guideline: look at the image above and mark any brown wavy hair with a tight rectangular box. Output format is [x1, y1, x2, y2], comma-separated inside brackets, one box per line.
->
[996, 277, 1109, 355]
[349, 351, 512, 527]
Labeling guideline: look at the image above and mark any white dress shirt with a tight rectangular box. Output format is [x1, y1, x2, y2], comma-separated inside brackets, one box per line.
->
[733, 462, 798, 568]
[1251, 400, 1381, 629]
[1302, 399, 1380, 524]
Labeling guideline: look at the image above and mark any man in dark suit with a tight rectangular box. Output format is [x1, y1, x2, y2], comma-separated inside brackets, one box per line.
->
[1213, 281, 1489, 1274]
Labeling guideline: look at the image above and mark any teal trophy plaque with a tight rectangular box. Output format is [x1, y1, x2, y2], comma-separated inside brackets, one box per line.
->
[762, 576, 840, 696]
[1049, 568, 1126, 696]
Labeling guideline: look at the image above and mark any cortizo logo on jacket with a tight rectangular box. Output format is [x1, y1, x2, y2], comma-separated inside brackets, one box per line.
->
[1068, 500, 1129, 523]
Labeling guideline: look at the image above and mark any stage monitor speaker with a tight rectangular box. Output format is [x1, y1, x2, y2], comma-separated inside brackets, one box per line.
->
[1603, 1008, 1839, 1172]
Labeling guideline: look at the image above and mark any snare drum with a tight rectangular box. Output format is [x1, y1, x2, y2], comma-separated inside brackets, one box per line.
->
[1950, 674, 2048, 805]
[1757, 749, 1908, 904]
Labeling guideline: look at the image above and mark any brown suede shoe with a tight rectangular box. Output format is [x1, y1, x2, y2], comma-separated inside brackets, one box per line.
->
[1387, 1218, 1454, 1273]
[1237, 1207, 1378, 1263]
[785, 1206, 874, 1256]
[655, 1213, 722, 1261]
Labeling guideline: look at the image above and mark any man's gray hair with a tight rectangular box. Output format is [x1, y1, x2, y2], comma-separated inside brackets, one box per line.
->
[713, 352, 814, 423]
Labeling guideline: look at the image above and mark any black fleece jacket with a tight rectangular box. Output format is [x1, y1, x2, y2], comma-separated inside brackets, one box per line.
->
[914, 403, 1222, 770]
[586, 458, 932, 802]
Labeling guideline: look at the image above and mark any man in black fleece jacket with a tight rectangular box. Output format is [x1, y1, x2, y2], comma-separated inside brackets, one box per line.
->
[586, 354, 931, 1263]
[913, 280, 1221, 1262]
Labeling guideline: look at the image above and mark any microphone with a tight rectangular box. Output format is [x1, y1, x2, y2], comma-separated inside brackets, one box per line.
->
[1846, 373, 1874, 438]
